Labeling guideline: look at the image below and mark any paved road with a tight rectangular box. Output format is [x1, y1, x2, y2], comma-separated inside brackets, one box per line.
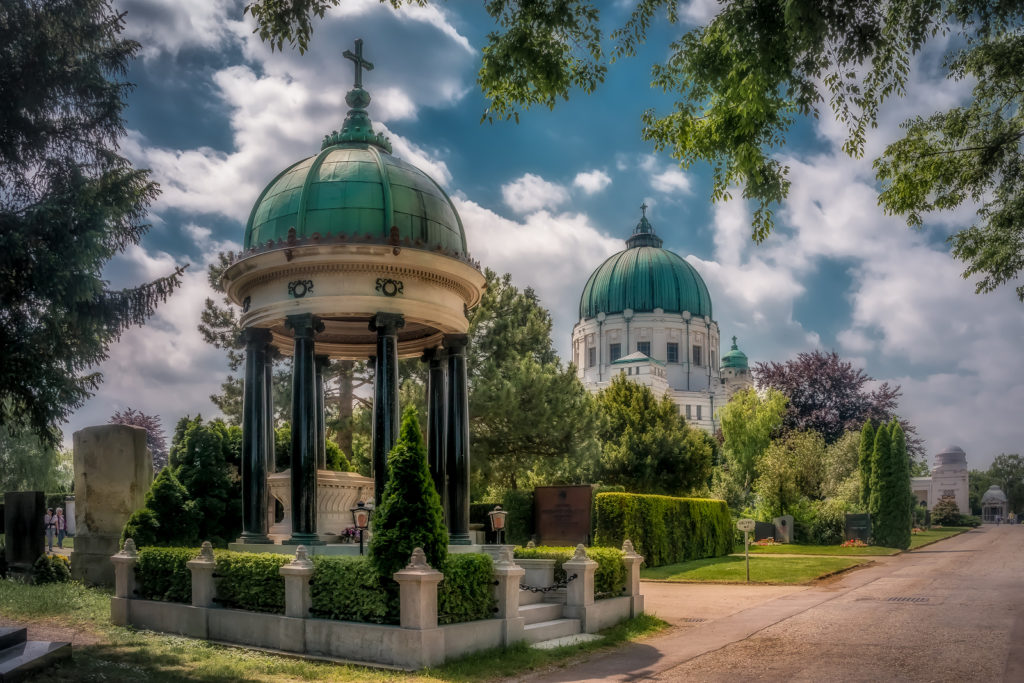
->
[524, 525, 1024, 682]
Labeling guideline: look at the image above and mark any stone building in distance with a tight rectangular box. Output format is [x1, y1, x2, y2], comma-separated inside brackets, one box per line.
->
[571, 207, 752, 434]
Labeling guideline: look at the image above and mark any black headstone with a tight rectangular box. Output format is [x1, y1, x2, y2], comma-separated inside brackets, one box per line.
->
[844, 513, 872, 542]
[754, 521, 776, 541]
[4, 491, 45, 577]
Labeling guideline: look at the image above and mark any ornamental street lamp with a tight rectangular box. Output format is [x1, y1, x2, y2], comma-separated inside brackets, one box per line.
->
[487, 505, 508, 545]
[351, 500, 373, 555]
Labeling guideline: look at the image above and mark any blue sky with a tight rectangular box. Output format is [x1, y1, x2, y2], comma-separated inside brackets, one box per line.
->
[67, 0, 1024, 470]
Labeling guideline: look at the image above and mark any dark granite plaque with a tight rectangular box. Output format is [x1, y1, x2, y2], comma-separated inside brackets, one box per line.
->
[845, 513, 872, 542]
[4, 491, 45, 576]
[534, 485, 593, 546]
[754, 521, 776, 541]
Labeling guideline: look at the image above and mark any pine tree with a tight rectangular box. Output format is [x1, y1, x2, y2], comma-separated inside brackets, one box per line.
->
[0, 0, 185, 444]
[868, 422, 891, 518]
[859, 421, 876, 508]
[110, 407, 169, 471]
[369, 406, 448, 583]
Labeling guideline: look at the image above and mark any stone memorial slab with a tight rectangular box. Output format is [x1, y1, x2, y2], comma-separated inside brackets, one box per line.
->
[71, 425, 152, 586]
[534, 485, 593, 546]
[754, 521, 776, 541]
[845, 513, 871, 542]
[3, 491, 45, 579]
[773, 515, 794, 544]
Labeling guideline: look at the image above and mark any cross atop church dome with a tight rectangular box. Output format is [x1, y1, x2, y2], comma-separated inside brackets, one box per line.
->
[321, 38, 392, 152]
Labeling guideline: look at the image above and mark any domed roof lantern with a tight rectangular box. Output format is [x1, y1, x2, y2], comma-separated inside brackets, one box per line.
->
[320, 39, 392, 152]
[721, 336, 749, 370]
[981, 485, 1008, 504]
[625, 203, 664, 249]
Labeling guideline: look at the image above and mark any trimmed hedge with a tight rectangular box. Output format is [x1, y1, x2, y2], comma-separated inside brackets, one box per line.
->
[214, 552, 289, 614]
[593, 492, 732, 567]
[438, 553, 496, 624]
[513, 546, 626, 598]
[310, 556, 391, 623]
[136, 547, 197, 603]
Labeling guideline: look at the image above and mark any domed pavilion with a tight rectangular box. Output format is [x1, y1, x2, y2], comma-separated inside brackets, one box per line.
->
[571, 206, 751, 433]
[911, 444, 971, 515]
[221, 40, 485, 548]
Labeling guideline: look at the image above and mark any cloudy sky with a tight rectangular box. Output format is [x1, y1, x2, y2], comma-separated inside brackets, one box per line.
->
[66, 0, 1023, 469]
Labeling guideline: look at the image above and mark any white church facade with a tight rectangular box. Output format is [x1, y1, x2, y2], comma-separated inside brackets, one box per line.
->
[571, 208, 752, 434]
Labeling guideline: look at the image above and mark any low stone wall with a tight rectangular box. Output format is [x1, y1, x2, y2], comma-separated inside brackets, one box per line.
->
[110, 540, 644, 669]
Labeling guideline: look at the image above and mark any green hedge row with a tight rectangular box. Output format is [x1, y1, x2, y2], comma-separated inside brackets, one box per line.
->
[513, 545, 626, 598]
[134, 548, 494, 623]
[593, 492, 732, 567]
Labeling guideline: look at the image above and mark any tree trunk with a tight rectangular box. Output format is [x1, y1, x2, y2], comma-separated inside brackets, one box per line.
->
[336, 360, 355, 456]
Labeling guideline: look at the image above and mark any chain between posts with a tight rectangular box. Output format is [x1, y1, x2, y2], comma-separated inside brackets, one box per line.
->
[519, 573, 578, 593]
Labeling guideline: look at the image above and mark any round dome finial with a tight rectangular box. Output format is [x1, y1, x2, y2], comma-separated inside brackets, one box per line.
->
[722, 336, 748, 370]
[626, 204, 663, 248]
[321, 38, 392, 152]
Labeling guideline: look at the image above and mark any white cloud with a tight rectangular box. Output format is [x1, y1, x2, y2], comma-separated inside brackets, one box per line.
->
[118, 0, 239, 58]
[501, 173, 571, 214]
[573, 169, 612, 195]
[650, 167, 692, 194]
[680, 0, 723, 25]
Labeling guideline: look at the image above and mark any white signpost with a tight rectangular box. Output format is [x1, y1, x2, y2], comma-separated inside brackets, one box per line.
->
[737, 518, 755, 582]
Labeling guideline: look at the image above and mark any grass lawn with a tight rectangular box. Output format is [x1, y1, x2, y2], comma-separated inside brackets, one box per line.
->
[909, 526, 972, 549]
[738, 543, 900, 557]
[642, 555, 869, 584]
[0, 580, 667, 682]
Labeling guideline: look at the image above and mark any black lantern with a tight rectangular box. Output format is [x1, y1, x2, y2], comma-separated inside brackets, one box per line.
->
[487, 505, 508, 545]
[350, 500, 373, 555]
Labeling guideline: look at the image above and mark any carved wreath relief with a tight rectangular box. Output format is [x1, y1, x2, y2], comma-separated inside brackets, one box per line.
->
[288, 280, 314, 298]
[375, 278, 403, 297]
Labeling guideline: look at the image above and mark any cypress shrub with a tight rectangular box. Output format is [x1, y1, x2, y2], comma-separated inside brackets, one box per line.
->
[135, 547, 198, 603]
[872, 421, 912, 549]
[868, 422, 891, 517]
[121, 508, 161, 549]
[214, 552, 289, 613]
[369, 406, 448, 584]
[593, 492, 732, 567]
[31, 554, 71, 584]
[859, 421, 875, 508]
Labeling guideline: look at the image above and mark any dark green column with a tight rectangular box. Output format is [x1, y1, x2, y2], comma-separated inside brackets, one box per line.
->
[286, 313, 324, 545]
[422, 347, 448, 523]
[315, 355, 330, 470]
[370, 313, 404, 506]
[444, 334, 471, 545]
[265, 346, 277, 472]
[239, 327, 273, 544]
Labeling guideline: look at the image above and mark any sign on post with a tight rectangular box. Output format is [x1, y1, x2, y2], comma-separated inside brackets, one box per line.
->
[737, 519, 755, 582]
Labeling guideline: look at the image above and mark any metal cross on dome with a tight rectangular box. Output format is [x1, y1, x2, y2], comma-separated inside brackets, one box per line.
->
[343, 39, 374, 89]
[640, 202, 648, 217]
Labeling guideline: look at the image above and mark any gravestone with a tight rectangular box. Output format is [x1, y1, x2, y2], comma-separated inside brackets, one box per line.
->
[844, 513, 872, 542]
[534, 485, 593, 546]
[754, 521, 776, 541]
[64, 495, 76, 536]
[3, 491, 45, 580]
[773, 515, 794, 544]
[71, 425, 152, 586]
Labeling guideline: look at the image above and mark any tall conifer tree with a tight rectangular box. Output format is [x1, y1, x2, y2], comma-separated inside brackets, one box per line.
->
[888, 421, 912, 548]
[859, 420, 875, 508]
[869, 421, 891, 518]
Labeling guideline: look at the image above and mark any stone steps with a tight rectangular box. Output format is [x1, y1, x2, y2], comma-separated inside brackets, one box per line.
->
[518, 602, 564, 625]
[523, 618, 582, 644]
[0, 626, 71, 682]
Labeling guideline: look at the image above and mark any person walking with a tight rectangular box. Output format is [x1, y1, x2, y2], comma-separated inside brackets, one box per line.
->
[55, 507, 67, 549]
[43, 508, 55, 552]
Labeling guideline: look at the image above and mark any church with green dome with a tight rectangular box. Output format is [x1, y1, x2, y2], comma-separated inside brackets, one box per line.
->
[572, 207, 752, 433]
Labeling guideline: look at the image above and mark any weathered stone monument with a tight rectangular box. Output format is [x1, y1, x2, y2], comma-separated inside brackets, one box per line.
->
[773, 514, 794, 544]
[71, 424, 152, 586]
[3, 491, 45, 580]
[844, 513, 871, 542]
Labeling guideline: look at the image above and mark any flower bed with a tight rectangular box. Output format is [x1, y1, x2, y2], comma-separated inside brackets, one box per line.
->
[839, 538, 868, 548]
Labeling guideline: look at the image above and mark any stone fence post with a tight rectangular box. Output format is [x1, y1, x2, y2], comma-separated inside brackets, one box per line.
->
[622, 539, 645, 617]
[187, 541, 217, 608]
[393, 547, 443, 630]
[279, 545, 315, 618]
[493, 547, 526, 644]
[110, 538, 138, 626]
[562, 544, 598, 632]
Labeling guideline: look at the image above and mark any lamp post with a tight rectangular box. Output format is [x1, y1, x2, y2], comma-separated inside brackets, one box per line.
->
[487, 505, 508, 545]
[351, 500, 373, 555]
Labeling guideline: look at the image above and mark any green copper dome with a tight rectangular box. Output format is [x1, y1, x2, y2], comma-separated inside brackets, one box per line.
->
[579, 208, 712, 320]
[721, 336, 749, 370]
[243, 42, 467, 257]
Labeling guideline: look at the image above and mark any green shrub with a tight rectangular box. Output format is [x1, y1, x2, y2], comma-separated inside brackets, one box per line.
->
[145, 467, 199, 545]
[214, 552, 289, 614]
[957, 514, 982, 528]
[501, 489, 534, 545]
[931, 494, 961, 526]
[593, 492, 732, 567]
[438, 554, 496, 624]
[807, 498, 847, 545]
[326, 440, 352, 471]
[369, 406, 448, 584]
[513, 546, 626, 597]
[122, 508, 160, 549]
[310, 556, 392, 623]
[136, 547, 198, 602]
[31, 554, 70, 584]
